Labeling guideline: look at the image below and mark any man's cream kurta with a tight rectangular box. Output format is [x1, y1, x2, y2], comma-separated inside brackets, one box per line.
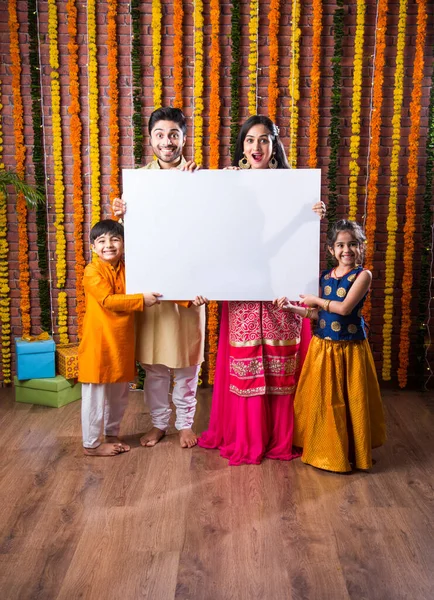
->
[135, 157, 205, 368]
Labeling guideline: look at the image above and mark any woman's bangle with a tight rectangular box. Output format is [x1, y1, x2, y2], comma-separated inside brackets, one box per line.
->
[305, 307, 314, 319]
[323, 299, 331, 312]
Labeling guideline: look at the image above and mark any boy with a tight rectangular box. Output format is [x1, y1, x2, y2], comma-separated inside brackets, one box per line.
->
[78, 219, 161, 456]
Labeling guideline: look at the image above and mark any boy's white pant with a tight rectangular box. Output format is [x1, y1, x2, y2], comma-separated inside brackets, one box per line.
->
[81, 382, 129, 448]
[142, 363, 199, 431]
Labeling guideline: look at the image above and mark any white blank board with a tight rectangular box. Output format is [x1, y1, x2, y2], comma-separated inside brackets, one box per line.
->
[123, 169, 321, 301]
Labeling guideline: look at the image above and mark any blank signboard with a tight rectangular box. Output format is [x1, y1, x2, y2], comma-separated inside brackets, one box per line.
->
[123, 169, 321, 301]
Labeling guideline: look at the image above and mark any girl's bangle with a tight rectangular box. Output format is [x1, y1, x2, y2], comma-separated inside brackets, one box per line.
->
[305, 307, 314, 319]
[323, 299, 331, 312]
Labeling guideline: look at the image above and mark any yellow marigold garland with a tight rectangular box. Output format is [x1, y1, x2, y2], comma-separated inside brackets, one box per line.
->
[348, 0, 366, 219]
[0, 81, 11, 383]
[382, 0, 407, 381]
[267, 0, 280, 123]
[173, 0, 183, 109]
[398, 0, 427, 388]
[152, 0, 163, 108]
[288, 0, 301, 168]
[248, 0, 259, 116]
[88, 0, 101, 226]
[48, 0, 69, 344]
[209, 0, 220, 169]
[107, 0, 120, 203]
[207, 0, 221, 383]
[9, 0, 31, 337]
[308, 0, 322, 168]
[67, 0, 86, 338]
[193, 0, 204, 165]
[363, 0, 387, 325]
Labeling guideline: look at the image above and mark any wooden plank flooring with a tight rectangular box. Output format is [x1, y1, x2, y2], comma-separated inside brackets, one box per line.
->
[0, 386, 433, 599]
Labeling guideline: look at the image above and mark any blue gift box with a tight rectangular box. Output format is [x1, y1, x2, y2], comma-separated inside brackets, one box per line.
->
[15, 337, 56, 380]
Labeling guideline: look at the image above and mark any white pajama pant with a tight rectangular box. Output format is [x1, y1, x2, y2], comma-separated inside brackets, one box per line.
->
[142, 363, 200, 431]
[81, 382, 129, 448]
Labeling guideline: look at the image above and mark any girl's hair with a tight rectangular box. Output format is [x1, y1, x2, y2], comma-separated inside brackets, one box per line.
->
[90, 219, 124, 243]
[327, 219, 366, 249]
[232, 115, 289, 169]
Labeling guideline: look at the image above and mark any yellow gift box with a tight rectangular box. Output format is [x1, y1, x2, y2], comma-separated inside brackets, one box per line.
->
[56, 343, 79, 379]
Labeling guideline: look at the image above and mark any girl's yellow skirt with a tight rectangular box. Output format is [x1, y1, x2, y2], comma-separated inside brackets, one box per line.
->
[293, 336, 386, 472]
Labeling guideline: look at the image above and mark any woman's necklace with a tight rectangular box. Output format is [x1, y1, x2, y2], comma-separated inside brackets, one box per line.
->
[332, 265, 354, 279]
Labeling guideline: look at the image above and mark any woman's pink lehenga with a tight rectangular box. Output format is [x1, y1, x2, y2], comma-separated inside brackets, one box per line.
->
[198, 301, 311, 466]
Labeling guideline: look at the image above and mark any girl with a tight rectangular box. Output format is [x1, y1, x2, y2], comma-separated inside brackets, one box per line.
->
[275, 220, 386, 472]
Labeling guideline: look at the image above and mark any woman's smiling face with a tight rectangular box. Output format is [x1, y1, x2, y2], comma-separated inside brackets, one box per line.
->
[243, 124, 274, 169]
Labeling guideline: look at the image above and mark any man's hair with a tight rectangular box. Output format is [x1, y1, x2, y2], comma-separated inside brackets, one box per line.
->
[90, 219, 124, 244]
[148, 107, 187, 137]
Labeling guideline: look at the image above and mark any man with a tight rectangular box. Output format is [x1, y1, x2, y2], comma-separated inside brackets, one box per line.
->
[113, 107, 206, 448]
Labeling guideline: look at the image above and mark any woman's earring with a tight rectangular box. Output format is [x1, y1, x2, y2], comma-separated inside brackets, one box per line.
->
[238, 154, 251, 169]
[269, 155, 278, 169]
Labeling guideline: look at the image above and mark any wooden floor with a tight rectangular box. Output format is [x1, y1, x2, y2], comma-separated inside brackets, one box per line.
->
[0, 387, 433, 600]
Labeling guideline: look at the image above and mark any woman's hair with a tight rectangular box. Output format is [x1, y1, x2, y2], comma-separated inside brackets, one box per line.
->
[326, 219, 366, 248]
[232, 115, 289, 169]
[90, 219, 124, 243]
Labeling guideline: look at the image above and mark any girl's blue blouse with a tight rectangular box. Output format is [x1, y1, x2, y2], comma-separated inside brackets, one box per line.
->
[315, 266, 367, 341]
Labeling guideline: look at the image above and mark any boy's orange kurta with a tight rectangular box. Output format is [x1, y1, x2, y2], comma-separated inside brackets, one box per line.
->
[78, 258, 144, 383]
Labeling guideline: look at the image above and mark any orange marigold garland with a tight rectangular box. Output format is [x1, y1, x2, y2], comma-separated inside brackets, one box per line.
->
[363, 0, 387, 325]
[398, 0, 427, 388]
[9, 0, 31, 337]
[267, 0, 280, 123]
[0, 81, 12, 383]
[173, 0, 184, 109]
[207, 0, 221, 383]
[308, 0, 323, 168]
[107, 0, 120, 204]
[67, 0, 86, 338]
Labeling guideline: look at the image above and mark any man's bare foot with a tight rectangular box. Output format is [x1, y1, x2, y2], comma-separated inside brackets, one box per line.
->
[83, 443, 126, 457]
[179, 428, 198, 448]
[105, 436, 131, 452]
[140, 427, 166, 447]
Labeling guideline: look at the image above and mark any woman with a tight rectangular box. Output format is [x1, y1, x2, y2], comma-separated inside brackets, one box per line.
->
[198, 115, 325, 465]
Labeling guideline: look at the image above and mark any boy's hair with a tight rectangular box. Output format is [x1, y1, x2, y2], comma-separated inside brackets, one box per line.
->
[148, 107, 187, 137]
[327, 219, 366, 248]
[232, 115, 289, 169]
[90, 219, 124, 244]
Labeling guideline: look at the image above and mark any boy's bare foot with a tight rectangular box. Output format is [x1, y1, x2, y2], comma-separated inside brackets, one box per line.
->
[140, 427, 166, 447]
[83, 443, 126, 457]
[179, 428, 198, 448]
[105, 436, 131, 452]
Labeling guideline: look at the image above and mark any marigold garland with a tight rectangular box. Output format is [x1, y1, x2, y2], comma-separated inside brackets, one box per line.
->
[229, 0, 241, 159]
[348, 0, 366, 220]
[28, 0, 51, 333]
[152, 0, 163, 109]
[88, 0, 101, 226]
[107, 0, 120, 204]
[193, 0, 204, 165]
[398, 0, 427, 388]
[209, 0, 221, 170]
[207, 301, 219, 385]
[67, 0, 86, 338]
[363, 0, 387, 325]
[131, 0, 144, 166]
[308, 0, 322, 168]
[0, 82, 11, 384]
[248, 0, 259, 116]
[382, 0, 407, 381]
[267, 0, 280, 123]
[173, 0, 184, 109]
[9, 0, 31, 337]
[288, 0, 301, 168]
[48, 0, 69, 344]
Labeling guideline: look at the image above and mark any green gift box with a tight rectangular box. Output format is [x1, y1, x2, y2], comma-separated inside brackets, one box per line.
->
[14, 375, 81, 408]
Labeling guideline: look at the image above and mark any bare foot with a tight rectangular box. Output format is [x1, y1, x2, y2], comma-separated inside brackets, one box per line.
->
[179, 428, 198, 448]
[83, 443, 126, 457]
[105, 436, 131, 452]
[140, 427, 166, 447]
